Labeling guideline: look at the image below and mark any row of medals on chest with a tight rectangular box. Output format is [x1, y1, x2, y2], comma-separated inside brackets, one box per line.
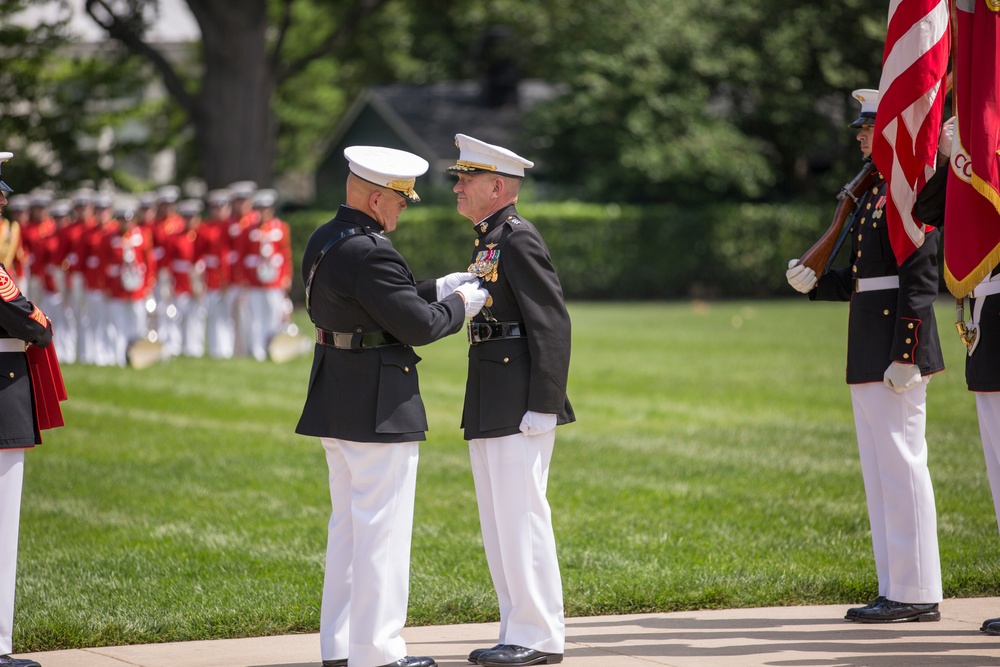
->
[853, 185, 884, 270]
[470, 238, 498, 307]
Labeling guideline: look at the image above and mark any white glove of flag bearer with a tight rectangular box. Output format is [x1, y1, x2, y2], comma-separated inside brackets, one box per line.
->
[454, 282, 488, 318]
[786, 259, 817, 293]
[436, 271, 477, 301]
[519, 411, 557, 436]
[884, 361, 922, 393]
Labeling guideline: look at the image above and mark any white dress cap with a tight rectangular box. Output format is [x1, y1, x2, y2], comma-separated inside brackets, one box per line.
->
[447, 133, 534, 178]
[207, 189, 232, 206]
[344, 145, 429, 202]
[178, 199, 204, 216]
[156, 184, 181, 203]
[0, 152, 12, 195]
[92, 191, 114, 208]
[252, 188, 277, 208]
[228, 181, 258, 199]
[850, 88, 880, 128]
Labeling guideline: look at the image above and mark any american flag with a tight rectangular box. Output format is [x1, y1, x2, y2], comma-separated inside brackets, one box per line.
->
[872, 0, 950, 266]
[943, 0, 1000, 296]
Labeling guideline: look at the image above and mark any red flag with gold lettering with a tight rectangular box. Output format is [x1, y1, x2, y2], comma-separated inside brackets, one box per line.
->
[873, 0, 951, 267]
[943, 0, 1000, 297]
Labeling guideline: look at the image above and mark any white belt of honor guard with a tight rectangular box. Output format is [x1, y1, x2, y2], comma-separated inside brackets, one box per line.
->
[0, 338, 26, 353]
[974, 275, 1000, 299]
[854, 275, 899, 293]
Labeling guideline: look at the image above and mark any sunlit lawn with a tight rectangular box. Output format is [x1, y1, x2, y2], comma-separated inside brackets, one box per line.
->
[14, 299, 999, 651]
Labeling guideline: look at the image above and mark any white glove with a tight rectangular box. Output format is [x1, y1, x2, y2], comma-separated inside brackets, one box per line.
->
[883, 361, 922, 393]
[786, 259, 817, 293]
[519, 411, 558, 436]
[454, 282, 488, 318]
[939, 116, 956, 158]
[436, 271, 477, 301]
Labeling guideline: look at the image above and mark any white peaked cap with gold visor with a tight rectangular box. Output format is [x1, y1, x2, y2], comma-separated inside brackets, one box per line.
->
[344, 146, 429, 203]
[447, 134, 534, 178]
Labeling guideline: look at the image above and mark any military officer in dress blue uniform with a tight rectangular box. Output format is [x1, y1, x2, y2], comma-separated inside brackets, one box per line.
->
[786, 89, 944, 623]
[296, 146, 488, 667]
[449, 135, 574, 666]
[0, 151, 48, 667]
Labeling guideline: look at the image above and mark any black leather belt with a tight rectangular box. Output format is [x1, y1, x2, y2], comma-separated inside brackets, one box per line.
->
[316, 327, 403, 350]
[467, 321, 527, 345]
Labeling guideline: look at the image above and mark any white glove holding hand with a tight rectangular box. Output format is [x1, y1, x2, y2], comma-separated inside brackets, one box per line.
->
[939, 116, 956, 159]
[436, 271, 477, 301]
[786, 259, 817, 293]
[883, 361, 922, 393]
[454, 282, 489, 318]
[519, 411, 558, 436]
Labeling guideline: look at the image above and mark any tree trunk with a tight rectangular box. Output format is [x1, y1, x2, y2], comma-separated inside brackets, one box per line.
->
[190, 0, 276, 188]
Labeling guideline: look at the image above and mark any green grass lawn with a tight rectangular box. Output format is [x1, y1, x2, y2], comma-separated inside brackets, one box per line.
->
[14, 298, 1000, 651]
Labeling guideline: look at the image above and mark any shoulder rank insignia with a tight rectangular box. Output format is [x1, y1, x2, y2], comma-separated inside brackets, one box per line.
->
[469, 247, 500, 282]
[0, 264, 21, 303]
[506, 215, 521, 225]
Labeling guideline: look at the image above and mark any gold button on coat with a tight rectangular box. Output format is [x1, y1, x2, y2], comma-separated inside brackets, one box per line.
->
[903, 353, 910, 359]
[884, 309, 890, 315]
[403, 366, 409, 373]
[503, 357, 509, 363]
[906, 338, 912, 344]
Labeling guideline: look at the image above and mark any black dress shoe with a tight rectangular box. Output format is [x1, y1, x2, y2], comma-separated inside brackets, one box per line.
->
[378, 657, 437, 667]
[855, 599, 940, 623]
[322, 660, 348, 667]
[0, 656, 41, 667]
[477, 645, 562, 667]
[845, 595, 886, 620]
[985, 620, 1000, 635]
[469, 645, 505, 664]
[982, 616, 1000, 632]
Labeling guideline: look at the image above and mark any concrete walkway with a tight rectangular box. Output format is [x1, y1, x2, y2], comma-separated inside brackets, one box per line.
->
[19, 597, 1000, 667]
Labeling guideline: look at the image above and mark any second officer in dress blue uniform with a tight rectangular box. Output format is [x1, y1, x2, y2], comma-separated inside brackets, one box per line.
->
[449, 134, 574, 666]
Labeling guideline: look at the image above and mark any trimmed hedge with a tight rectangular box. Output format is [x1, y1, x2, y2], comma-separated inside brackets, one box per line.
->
[284, 200, 830, 302]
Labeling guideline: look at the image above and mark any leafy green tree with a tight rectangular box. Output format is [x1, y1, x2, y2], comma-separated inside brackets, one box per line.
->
[526, 0, 887, 204]
[0, 0, 156, 192]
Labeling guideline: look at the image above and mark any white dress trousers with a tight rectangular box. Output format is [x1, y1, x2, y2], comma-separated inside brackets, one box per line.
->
[320, 438, 419, 667]
[204, 290, 235, 359]
[469, 431, 565, 654]
[976, 393, 1000, 530]
[0, 449, 25, 656]
[849, 379, 942, 604]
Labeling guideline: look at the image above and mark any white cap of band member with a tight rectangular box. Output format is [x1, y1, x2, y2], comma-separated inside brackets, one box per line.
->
[206, 189, 231, 206]
[344, 145, 429, 202]
[0, 151, 12, 194]
[252, 188, 277, 209]
[228, 181, 257, 200]
[447, 133, 534, 178]
[849, 88, 879, 128]
[156, 184, 181, 204]
[178, 198, 204, 217]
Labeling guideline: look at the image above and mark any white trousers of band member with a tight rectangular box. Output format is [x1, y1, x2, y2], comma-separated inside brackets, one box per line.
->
[175, 293, 206, 358]
[850, 379, 942, 604]
[107, 298, 148, 367]
[78, 288, 111, 365]
[469, 431, 565, 654]
[0, 449, 25, 656]
[244, 287, 285, 362]
[39, 289, 75, 364]
[204, 290, 235, 359]
[976, 393, 1000, 533]
[320, 438, 418, 667]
